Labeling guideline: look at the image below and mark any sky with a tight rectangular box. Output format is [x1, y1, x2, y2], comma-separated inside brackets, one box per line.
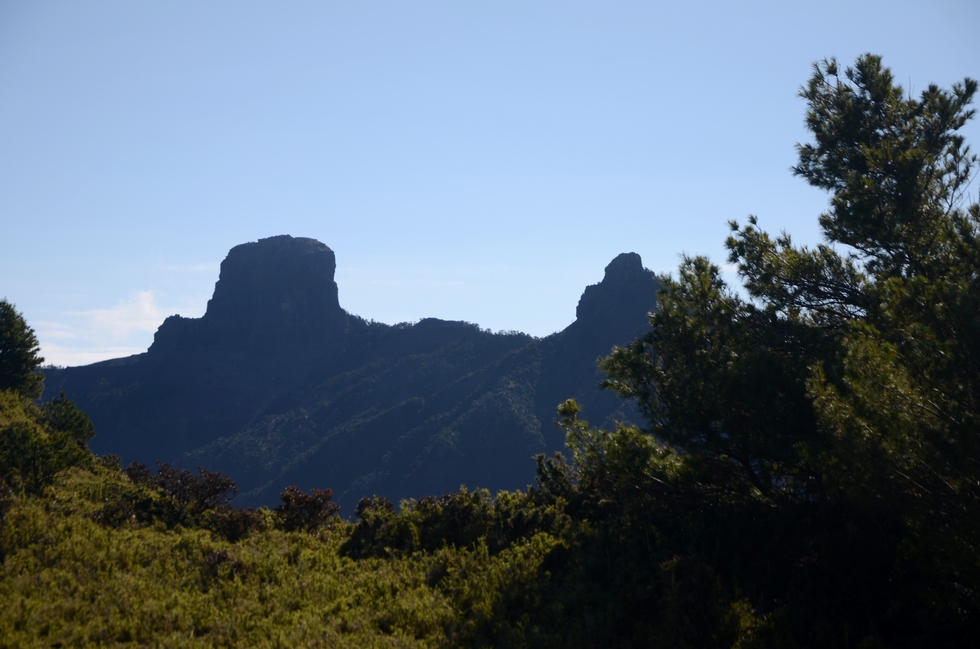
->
[2, 1, 978, 367]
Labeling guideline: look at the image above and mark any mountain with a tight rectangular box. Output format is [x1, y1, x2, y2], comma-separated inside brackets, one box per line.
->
[42, 235, 660, 509]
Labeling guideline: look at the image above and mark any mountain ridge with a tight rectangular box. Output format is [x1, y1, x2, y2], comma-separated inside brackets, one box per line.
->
[43, 235, 660, 508]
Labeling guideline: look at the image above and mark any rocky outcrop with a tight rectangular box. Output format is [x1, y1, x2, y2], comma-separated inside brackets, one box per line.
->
[43, 238, 661, 510]
[531, 253, 660, 449]
[574, 252, 659, 335]
[151, 235, 348, 353]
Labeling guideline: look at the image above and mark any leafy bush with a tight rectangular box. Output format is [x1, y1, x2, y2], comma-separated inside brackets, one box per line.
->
[204, 505, 266, 542]
[112, 461, 241, 530]
[274, 485, 340, 532]
[0, 390, 93, 494]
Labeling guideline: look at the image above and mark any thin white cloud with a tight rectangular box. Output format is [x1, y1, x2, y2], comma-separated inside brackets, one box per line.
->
[39, 343, 147, 369]
[83, 290, 164, 343]
[37, 291, 170, 367]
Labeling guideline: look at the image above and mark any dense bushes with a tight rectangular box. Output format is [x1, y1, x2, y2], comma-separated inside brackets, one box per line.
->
[0, 390, 94, 496]
[0, 456, 570, 648]
[342, 488, 568, 560]
[274, 485, 340, 532]
[100, 464, 341, 541]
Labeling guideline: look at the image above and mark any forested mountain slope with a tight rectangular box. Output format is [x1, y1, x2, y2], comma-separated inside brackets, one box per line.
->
[43, 237, 660, 508]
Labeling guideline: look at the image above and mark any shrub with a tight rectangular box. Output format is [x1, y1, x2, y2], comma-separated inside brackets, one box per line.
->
[274, 486, 340, 532]
[204, 505, 266, 542]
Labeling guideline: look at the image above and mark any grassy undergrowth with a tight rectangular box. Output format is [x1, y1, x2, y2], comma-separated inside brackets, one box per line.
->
[0, 463, 566, 648]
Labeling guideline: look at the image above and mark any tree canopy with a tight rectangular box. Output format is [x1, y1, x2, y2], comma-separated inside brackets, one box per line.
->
[0, 299, 44, 398]
[592, 54, 980, 644]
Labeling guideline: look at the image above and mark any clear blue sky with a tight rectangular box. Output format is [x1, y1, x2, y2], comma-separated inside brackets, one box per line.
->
[2, 1, 978, 366]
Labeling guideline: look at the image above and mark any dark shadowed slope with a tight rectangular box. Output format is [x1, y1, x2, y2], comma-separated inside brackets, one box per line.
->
[43, 236, 659, 508]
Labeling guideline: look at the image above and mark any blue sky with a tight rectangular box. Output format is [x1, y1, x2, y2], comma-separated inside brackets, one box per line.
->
[2, 1, 978, 367]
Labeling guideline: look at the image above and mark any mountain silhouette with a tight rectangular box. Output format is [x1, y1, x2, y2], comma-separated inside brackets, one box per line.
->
[43, 235, 660, 509]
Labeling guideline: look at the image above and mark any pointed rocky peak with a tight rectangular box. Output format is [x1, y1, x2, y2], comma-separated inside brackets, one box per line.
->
[575, 252, 659, 325]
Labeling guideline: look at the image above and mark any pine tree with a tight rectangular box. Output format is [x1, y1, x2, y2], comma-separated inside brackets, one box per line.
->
[594, 54, 980, 642]
[0, 299, 44, 398]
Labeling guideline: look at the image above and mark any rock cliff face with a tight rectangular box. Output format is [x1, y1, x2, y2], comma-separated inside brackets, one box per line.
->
[205, 236, 345, 337]
[529, 252, 660, 451]
[576, 252, 656, 329]
[43, 238, 661, 510]
[567, 251, 660, 359]
[152, 236, 347, 353]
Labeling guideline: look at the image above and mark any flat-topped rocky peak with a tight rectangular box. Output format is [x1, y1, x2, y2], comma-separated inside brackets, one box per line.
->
[151, 235, 347, 352]
[204, 235, 343, 328]
[601, 252, 645, 281]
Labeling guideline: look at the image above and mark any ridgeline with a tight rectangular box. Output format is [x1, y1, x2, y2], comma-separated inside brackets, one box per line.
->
[43, 237, 660, 509]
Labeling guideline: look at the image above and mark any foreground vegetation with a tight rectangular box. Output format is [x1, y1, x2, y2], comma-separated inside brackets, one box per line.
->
[2, 54, 979, 647]
[0, 391, 763, 648]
